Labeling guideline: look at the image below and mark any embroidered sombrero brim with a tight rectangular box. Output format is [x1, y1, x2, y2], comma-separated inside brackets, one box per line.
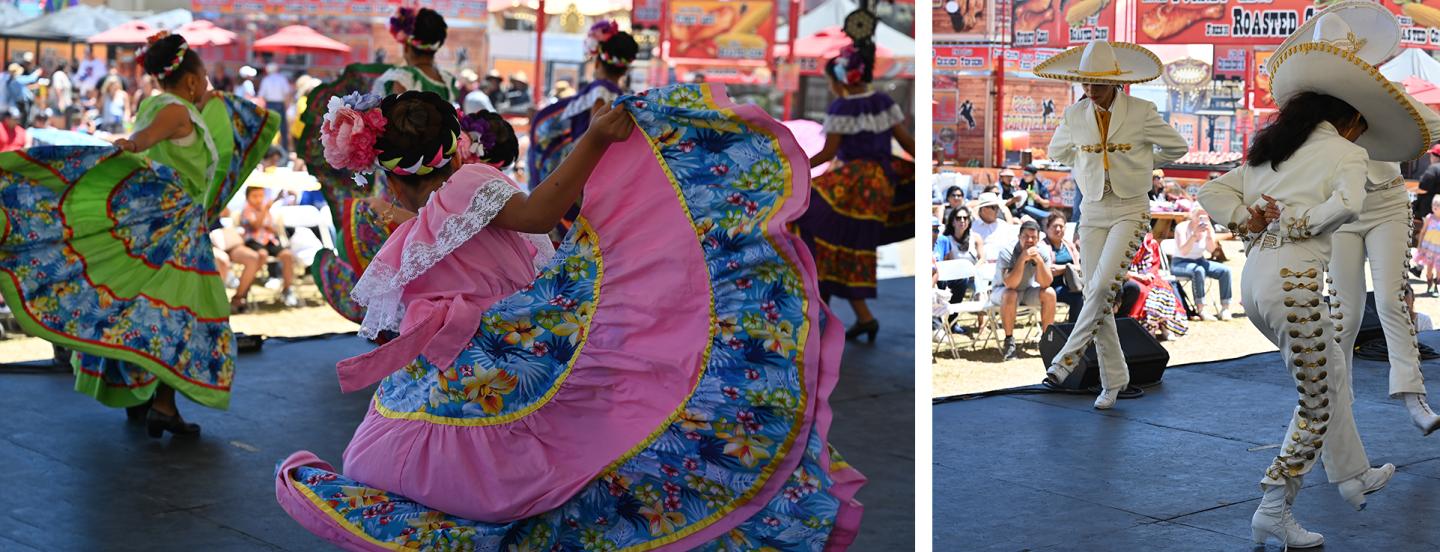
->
[1269, 1, 1400, 75]
[1356, 84, 1440, 163]
[1032, 42, 1163, 85]
[1271, 41, 1433, 162]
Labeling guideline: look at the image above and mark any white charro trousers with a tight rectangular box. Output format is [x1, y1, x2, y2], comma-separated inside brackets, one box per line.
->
[1330, 185, 1426, 398]
[1047, 194, 1149, 391]
[1245, 242, 1369, 485]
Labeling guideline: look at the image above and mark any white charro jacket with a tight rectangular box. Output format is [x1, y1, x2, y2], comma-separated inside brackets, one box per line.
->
[1048, 91, 1190, 200]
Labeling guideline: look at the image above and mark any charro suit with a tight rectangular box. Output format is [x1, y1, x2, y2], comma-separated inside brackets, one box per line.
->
[1045, 91, 1188, 394]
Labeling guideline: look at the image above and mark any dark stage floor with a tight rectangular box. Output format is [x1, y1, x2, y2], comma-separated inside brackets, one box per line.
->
[935, 330, 1440, 551]
[0, 279, 913, 551]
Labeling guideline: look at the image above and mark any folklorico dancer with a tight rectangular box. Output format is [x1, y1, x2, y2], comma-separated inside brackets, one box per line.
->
[300, 7, 460, 324]
[0, 32, 278, 436]
[1035, 40, 1189, 409]
[1198, 11, 1434, 546]
[1272, 2, 1440, 437]
[793, 43, 916, 343]
[274, 85, 864, 550]
[373, 7, 460, 100]
[529, 20, 638, 238]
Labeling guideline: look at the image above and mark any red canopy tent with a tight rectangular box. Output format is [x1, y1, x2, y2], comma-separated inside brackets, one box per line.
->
[252, 25, 351, 55]
[774, 26, 895, 61]
[177, 20, 237, 48]
[1402, 76, 1440, 107]
[85, 20, 156, 45]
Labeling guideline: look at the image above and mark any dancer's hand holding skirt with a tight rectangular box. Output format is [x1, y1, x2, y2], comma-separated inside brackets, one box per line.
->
[274, 84, 865, 550]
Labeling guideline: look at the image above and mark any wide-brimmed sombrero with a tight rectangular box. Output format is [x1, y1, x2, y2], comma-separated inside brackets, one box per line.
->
[1267, 1, 1400, 76]
[1032, 41, 1163, 85]
[1271, 13, 1434, 162]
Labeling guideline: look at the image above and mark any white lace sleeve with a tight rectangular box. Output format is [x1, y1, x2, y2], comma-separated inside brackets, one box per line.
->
[349, 178, 521, 338]
[822, 103, 907, 135]
[522, 233, 556, 272]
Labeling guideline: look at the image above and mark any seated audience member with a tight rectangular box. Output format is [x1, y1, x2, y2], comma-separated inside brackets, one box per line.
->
[1041, 212, 1082, 323]
[1171, 208, 1234, 320]
[990, 220, 1056, 360]
[236, 187, 299, 308]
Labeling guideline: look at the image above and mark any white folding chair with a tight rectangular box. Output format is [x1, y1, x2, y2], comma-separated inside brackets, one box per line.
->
[935, 259, 977, 355]
[962, 266, 1039, 354]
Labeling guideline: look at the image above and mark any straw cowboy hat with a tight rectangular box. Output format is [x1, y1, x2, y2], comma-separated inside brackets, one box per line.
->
[1032, 41, 1163, 85]
[974, 192, 1005, 209]
[1271, 12, 1435, 161]
[1268, 1, 1401, 76]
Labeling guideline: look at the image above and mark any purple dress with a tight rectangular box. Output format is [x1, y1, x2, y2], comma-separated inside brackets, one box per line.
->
[794, 90, 914, 299]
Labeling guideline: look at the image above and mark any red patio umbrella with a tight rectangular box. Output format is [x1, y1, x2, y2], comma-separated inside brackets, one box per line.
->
[252, 25, 351, 55]
[86, 20, 157, 45]
[177, 19, 237, 47]
[774, 27, 895, 61]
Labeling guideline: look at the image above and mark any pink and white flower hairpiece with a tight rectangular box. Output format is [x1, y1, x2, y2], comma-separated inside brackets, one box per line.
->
[320, 92, 387, 187]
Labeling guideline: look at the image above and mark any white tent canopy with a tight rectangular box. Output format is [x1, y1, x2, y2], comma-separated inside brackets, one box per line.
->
[0, 4, 36, 29]
[0, 5, 132, 40]
[1380, 48, 1440, 84]
[138, 9, 194, 32]
[777, 0, 913, 57]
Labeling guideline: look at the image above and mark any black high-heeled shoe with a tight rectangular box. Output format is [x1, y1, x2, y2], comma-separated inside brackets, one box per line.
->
[146, 408, 201, 439]
[125, 398, 153, 424]
[845, 319, 879, 342]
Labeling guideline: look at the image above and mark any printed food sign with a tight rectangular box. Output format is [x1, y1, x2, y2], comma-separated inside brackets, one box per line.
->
[1012, 0, 1116, 47]
[1135, 0, 1440, 48]
[668, 0, 776, 62]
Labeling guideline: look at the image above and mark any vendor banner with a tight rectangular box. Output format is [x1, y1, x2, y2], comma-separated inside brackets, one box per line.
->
[1252, 48, 1277, 110]
[668, 0, 776, 62]
[192, 0, 489, 19]
[934, 0, 1008, 42]
[933, 46, 1064, 73]
[1213, 46, 1247, 79]
[1135, 0, 1440, 48]
[934, 45, 994, 72]
[934, 74, 989, 165]
[1001, 78, 1071, 151]
[1012, 0, 1116, 47]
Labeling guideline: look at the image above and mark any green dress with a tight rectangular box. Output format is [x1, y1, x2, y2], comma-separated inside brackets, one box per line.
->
[372, 65, 458, 102]
[0, 92, 279, 409]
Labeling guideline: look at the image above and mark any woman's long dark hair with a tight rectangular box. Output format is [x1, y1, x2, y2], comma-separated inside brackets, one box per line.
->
[1247, 92, 1363, 170]
[943, 205, 973, 253]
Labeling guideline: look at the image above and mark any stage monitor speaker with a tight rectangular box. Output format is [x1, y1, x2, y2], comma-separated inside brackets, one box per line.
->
[1356, 291, 1384, 345]
[1038, 317, 1169, 389]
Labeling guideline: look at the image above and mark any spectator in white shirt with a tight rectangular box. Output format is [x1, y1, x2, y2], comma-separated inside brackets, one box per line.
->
[258, 64, 294, 152]
[1170, 208, 1234, 320]
[970, 192, 1017, 258]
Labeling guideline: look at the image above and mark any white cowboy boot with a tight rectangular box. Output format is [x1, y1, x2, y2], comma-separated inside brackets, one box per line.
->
[1403, 393, 1440, 436]
[1252, 481, 1324, 549]
[1093, 387, 1120, 410]
[1338, 463, 1395, 511]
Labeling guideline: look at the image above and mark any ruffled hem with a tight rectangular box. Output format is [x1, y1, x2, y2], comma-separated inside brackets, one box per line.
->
[278, 83, 863, 549]
[823, 103, 906, 135]
[0, 146, 236, 409]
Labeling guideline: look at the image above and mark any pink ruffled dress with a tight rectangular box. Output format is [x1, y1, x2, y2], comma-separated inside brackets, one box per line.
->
[275, 84, 863, 551]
